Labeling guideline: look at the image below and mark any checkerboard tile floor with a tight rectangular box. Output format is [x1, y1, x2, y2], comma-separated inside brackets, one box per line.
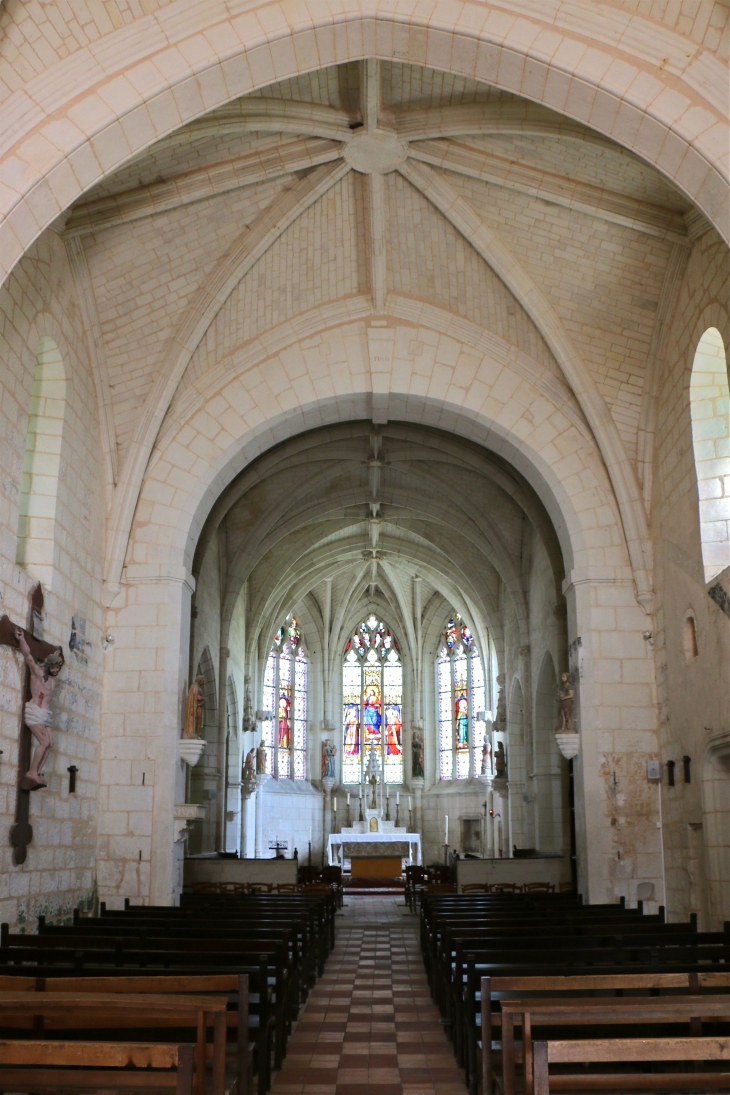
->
[272, 895, 466, 1095]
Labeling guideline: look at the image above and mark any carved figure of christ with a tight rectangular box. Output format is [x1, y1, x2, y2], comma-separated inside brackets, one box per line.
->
[14, 626, 62, 790]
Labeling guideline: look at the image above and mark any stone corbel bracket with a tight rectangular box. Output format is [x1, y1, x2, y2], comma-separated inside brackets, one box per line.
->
[173, 802, 205, 842]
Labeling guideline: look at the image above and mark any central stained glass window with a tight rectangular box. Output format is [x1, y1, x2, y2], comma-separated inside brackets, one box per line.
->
[262, 615, 307, 779]
[438, 615, 486, 779]
[342, 615, 403, 785]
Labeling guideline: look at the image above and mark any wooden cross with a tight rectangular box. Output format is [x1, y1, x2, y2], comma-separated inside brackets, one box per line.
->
[0, 583, 64, 864]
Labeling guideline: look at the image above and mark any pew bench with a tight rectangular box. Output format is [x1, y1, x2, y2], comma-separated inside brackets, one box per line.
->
[0, 1039, 195, 1093]
[532, 1035, 730, 1094]
[0, 990, 227, 1095]
[501, 994, 730, 1095]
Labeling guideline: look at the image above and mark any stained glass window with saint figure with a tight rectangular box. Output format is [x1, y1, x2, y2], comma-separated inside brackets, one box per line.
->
[342, 616, 403, 784]
[437, 615, 486, 779]
[262, 615, 307, 779]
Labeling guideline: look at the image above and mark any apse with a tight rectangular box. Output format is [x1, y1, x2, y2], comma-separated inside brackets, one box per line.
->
[184, 420, 572, 869]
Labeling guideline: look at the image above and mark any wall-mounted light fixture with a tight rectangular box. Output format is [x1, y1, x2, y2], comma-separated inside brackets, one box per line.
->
[667, 760, 675, 787]
[683, 756, 691, 784]
[67, 765, 78, 793]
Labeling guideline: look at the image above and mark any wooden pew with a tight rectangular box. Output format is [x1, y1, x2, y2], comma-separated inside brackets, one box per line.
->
[0, 972, 254, 1095]
[0, 990, 227, 1095]
[0, 1039, 195, 1093]
[479, 971, 730, 1095]
[501, 993, 730, 1095]
[532, 1035, 730, 1094]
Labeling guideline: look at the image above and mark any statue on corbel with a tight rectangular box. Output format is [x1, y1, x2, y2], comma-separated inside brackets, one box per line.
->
[179, 675, 206, 767]
[555, 671, 580, 759]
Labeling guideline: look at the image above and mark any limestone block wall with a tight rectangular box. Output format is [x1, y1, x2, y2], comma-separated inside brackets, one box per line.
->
[0, 231, 105, 928]
[258, 779, 324, 863]
[651, 228, 730, 928]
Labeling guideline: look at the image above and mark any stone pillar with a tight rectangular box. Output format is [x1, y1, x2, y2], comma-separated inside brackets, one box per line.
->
[216, 645, 230, 851]
[322, 776, 335, 864]
[255, 774, 270, 858]
[411, 777, 424, 839]
[563, 572, 663, 907]
[240, 776, 257, 858]
[100, 564, 194, 908]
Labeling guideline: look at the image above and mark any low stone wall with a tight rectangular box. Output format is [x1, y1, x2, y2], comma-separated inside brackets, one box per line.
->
[183, 856, 298, 888]
[456, 856, 572, 893]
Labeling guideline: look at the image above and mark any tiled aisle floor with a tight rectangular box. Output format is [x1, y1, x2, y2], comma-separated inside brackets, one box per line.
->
[272, 895, 467, 1095]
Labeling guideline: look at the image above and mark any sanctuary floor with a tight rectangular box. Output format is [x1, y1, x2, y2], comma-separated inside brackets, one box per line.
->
[271, 895, 466, 1095]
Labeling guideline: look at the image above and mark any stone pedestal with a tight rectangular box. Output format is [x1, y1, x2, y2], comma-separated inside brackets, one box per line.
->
[322, 777, 335, 858]
[240, 775, 258, 858]
[410, 777, 424, 840]
[255, 774, 270, 858]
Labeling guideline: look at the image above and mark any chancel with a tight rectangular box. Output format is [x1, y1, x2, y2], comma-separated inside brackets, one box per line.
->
[0, 4, 728, 1093]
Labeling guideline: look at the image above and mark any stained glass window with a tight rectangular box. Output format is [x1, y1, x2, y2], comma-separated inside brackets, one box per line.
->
[437, 615, 485, 779]
[263, 615, 307, 779]
[342, 616, 402, 784]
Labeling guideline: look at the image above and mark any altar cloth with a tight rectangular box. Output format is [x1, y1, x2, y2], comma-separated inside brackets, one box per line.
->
[327, 831, 422, 866]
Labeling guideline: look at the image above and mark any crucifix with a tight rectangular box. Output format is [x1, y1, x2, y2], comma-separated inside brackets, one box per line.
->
[0, 583, 64, 864]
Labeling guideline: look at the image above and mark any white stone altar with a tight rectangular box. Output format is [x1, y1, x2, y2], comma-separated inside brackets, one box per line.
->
[328, 828, 422, 866]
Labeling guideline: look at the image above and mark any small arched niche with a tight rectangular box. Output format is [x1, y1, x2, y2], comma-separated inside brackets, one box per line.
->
[16, 337, 68, 585]
[689, 328, 730, 583]
[683, 612, 699, 662]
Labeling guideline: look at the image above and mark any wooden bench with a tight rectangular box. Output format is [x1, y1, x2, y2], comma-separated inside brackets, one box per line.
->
[0, 972, 254, 1095]
[533, 1035, 730, 1094]
[501, 994, 730, 1095]
[479, 970, 730, 1095]
[0, 990, 227, 1095]
[0, 1039, 195, 1093]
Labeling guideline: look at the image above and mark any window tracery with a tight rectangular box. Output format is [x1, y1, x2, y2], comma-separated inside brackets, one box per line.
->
[437, 615, 486, 779]
[262, 616, 307, 779]
[342, 615, 403, 785]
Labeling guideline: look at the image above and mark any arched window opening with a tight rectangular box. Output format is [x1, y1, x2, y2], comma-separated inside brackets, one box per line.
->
[16, 338, 67, 582]
[262, 616, 308, 779]
[690, 327, 730, 583]
[437, 615, 486, 780]
[683, 614, 699, 661]
[342, 616, 403, 785]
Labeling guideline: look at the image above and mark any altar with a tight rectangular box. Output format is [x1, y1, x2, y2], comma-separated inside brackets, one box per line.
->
[327, 830, 422, 866]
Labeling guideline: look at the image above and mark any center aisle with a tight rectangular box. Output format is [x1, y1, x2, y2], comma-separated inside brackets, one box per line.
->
[272, 895, 467, 1095]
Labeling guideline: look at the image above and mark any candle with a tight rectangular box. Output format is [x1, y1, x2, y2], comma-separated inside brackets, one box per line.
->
[309, 826, 312, 843]
[333, 797, 337, 812]
[409, 797, 412, 810]
[359, 784, 363, 798]
[444, 814, 449, 844]
[396, 792, 400, 805]
[346, 792, 350, 805]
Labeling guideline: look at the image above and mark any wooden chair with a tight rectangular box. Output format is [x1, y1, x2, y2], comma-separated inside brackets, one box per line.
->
[461, 884, 490, 894]
[558, 881, 576, 892]
[533, 1036, 730, 1094]
[190, 882, 221, 894]
[428, 883, 456, 895]
[276, 883, 301, 893]
[490, 882, 522, 894]
[523, 883, 555, 893]
[247, 883, 274, 893]
[0, 1040, 194, 1093]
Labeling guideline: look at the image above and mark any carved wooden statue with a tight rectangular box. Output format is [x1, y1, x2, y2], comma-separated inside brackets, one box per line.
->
[243, 747, 255, 780]
[182, 675, 205, 739]
[256, 739, 268, 775]
[321, 738, 336, 779]
[494, 741, 507, 778]
[480, 737, 492, 776]
[557, 672, 576, 733]
[0, 584, 65, 862]
[14, 627, 63, 790]
[411, 729, 424, 778]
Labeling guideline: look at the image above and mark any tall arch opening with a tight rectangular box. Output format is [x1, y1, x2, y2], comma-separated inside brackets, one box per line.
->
[690, 327, 730, 583]
[16, 337, 68, 587]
